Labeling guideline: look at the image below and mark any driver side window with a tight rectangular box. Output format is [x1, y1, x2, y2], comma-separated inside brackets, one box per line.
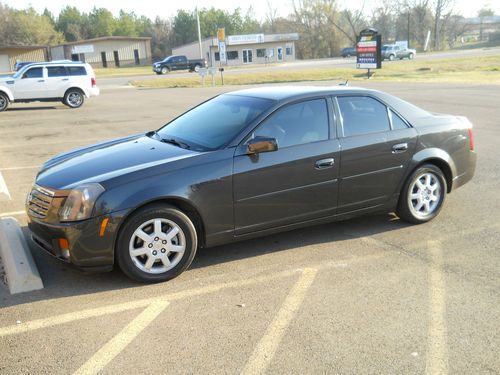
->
[251, 99, 329, 149]
[22, 67, 43, 79]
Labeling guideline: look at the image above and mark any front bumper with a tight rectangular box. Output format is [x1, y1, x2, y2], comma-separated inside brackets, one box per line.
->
[27, 209, 128, 271]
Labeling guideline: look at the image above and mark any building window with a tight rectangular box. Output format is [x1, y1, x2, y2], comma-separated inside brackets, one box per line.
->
[256, 48, 266, 58]
[134, 49, 140, 65]
[101, 52, 108, 68]
[286, 46, 293, 56]
[227, 51, 239, 60]
[267, 48, 274, 57]
[214, 52, 220, 61]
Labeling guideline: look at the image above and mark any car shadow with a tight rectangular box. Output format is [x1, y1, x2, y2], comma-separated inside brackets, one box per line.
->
[0, 214, 410, 309]
[7, 106, 58, 111]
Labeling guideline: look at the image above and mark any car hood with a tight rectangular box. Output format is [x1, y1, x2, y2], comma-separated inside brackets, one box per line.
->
[36, 134, 200, 190]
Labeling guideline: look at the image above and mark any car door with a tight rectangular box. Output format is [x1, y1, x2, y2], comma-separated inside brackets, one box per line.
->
[45, 66, 70, 98]
[335, 95, 418, 213]
[12, 67, 48, 99]
[233, 98, 340, 235]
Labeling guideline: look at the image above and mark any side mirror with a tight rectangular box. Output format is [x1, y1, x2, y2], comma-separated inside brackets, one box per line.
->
[247, 137, 278, 155]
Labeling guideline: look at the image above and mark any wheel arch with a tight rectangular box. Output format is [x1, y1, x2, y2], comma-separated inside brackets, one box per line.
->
[409, 148, 456, 193]
[114, 197, 207, 261]
[0, 87, 14, 101]
[64, 86, 89, 99]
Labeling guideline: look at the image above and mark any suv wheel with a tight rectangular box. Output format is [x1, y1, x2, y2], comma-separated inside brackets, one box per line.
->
[116, 204, 198, 283]
[409, 53, 414, 60]
[389, 54, 395, 61]
[397, 164, 447, 224]
[64, 89, 85, 108]
[0, 93, 9, 112]
[161, 66, 169, 74]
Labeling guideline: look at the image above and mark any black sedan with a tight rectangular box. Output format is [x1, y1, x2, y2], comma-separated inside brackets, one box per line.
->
[26, 86, 476, 283]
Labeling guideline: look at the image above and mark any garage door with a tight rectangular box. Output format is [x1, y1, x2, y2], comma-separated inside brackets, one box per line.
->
[0, 54, 10, 73]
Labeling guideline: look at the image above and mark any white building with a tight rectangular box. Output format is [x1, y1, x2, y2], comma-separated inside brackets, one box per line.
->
[172, 33, 299, 67]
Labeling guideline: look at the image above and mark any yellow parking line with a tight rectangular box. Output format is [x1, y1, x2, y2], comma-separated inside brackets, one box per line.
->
[426, 240, 448, 375]
[241, 268, 318, 375]
[73, 300, 170, 375]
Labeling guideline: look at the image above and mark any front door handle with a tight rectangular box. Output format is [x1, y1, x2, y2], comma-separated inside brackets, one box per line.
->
[62, 78, 69, 81]
[392, 143, 408, 153]
[37, 79, 45, 83]
[315, 158, 335, 170]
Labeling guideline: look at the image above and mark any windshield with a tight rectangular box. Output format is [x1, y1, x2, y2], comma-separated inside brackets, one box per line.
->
[157, 94, 275, 151]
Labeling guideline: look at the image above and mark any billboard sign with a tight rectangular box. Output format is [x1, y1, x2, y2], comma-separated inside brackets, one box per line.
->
[218, 41, 227, 64]
[217, 28, 225, 42]
[227, 34, 264, 45]
[356, 29, 381, 69]
[72, 45, 94, 54]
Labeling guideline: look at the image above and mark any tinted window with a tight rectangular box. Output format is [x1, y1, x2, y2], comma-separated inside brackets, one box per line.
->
[67, 66, 87, 76]
[338, 96, 390, 137]
[157, 95, 274, 150]
[256, 48, 266, 57]
[253, 99, 329, 148]
[389, 109, 409, 130]
[227, 51, 239, 60]
[47, 66, 67, 77]
[22, 67, 43, 79]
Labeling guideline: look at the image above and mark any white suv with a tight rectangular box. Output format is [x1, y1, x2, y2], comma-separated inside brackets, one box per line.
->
[0, 61, 99, 112]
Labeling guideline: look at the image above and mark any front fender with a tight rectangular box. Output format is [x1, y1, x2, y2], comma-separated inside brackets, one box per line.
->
[0, 85, 14, 101]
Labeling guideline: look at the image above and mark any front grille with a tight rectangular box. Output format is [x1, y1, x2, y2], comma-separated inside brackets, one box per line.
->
[27, 185, 55, 219]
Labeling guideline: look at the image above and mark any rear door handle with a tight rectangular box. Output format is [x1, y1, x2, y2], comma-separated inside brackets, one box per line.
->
[315, 158, 335, 170]
[392, 143, 408, 153]
[62, 78, 69, 81]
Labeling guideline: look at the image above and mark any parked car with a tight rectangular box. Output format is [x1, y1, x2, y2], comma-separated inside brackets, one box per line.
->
[14, 61, 34, 71]
[341, 47, 356, 57]
[26, 86, 476, 283]
[0, 61, 99, 112]
[153, 55, 207, 74]
[382, 44, 416, 61]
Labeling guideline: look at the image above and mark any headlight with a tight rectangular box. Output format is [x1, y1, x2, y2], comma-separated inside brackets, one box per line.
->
[59, 183, 105, 222]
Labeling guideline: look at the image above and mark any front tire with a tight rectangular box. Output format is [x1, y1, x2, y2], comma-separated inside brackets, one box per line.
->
[397, 164, 447, 224]
[64, 89, 84, 108]
[389, 54, 395, 61]
[408, 53, 414, 60]
[161, 66, 169, 74]
[193, 64, 201, 72]
[116, 204, 198, 283]
[0, 93, 9, 112]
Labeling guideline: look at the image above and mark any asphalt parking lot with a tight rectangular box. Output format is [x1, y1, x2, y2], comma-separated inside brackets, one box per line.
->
[0, 81, 499, 374]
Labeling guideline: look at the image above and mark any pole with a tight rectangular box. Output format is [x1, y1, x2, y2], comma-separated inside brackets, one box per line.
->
[196, 8, 203, 59]
[407, 9, 411, 48]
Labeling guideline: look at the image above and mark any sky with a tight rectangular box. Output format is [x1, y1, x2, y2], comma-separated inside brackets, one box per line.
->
[4, 0, 500, 21]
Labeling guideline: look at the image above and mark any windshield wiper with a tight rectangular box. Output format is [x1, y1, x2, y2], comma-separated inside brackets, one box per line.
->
[160, 137, 190, 149]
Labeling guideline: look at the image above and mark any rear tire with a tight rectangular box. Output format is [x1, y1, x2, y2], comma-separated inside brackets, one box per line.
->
[64, 88, 84, 108]
[409, 53, 414, 60]
[0, 93, 8, 112]
[397, 164, 447, 224]
[194, 64, 201, 72]
[389, 54, 395, 61]
[116, 204, 198, 283]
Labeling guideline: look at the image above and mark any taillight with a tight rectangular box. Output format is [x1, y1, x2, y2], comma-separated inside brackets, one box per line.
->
[467, 128, 474, 151]
[91, 77, 96, 88]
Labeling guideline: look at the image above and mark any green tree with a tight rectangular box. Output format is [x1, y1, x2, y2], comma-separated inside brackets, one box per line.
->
[88, 7, 115, 38]
[114, 10, 138, 36]
[56, 6, 86, 41]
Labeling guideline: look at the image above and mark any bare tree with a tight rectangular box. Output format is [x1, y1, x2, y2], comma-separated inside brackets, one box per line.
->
[432, 0, 453, 49]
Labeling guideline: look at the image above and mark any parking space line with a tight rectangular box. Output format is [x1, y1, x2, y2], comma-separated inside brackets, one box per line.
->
[241, 268, 318, 375]
[0, 165, 39, 171]
[0, 171, 11, 201]
[426, 240, 448, 375]
[73, 300, 170, 375]
[0, 211, 26, 218]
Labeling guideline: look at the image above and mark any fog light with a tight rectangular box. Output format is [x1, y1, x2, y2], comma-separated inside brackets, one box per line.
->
[58, 238, 70, 259]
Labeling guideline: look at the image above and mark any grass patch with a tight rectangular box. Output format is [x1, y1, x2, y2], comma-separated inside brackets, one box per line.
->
[94, 66, 153, 77]
[131, 55, 500, 88]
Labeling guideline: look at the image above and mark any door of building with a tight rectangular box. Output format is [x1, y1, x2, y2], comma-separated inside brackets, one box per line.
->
[277, 47, 283, 61]
[242, 49, 253, 64]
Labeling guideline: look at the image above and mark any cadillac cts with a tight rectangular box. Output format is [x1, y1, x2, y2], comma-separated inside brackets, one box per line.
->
[26, 86, 476, 283]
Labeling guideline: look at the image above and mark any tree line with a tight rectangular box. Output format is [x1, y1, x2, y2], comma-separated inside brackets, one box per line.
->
[0, 0, 496, 60]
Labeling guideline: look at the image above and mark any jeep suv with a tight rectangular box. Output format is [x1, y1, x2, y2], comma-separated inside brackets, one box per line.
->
[0, 61, 99, 112]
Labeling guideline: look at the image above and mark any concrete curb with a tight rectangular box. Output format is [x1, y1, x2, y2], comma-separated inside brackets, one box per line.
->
[0, 217, 43, 294]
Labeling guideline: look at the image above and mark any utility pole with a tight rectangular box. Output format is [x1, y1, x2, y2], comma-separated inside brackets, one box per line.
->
[196, 7, 203, 59]
[407, 7, 411, 48]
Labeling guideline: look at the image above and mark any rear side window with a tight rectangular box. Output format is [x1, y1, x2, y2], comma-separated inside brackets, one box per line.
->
[22, 67, 43, 79]
[47, 66, 68, 77]
[67, 66, 87, 76]
[337, 96, 390, 137]
[253, 99, 329, 148]
[389, 109, 409, 129]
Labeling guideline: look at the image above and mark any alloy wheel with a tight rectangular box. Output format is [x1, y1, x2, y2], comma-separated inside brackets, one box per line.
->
[408, 172, 442, 219]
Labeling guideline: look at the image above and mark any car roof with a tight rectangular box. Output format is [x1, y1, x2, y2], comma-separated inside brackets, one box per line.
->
[22, 61, 87, 68]
[226, 85, 376, 101]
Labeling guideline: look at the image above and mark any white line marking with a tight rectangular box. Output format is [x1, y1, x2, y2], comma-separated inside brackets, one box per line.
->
[426, 240, 448, 375]
[241, 268, 318, 375]
[0, 166, 39, 171]
[0, 171, 11, 201]
[0, 211, 26, 218]
[73, 300, 170, 375]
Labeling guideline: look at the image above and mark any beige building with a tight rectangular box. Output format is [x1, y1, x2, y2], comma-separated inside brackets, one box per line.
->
[51, 36, 152, 68]
[172, 33, 299, 67]
[0, 45, 48, 73]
